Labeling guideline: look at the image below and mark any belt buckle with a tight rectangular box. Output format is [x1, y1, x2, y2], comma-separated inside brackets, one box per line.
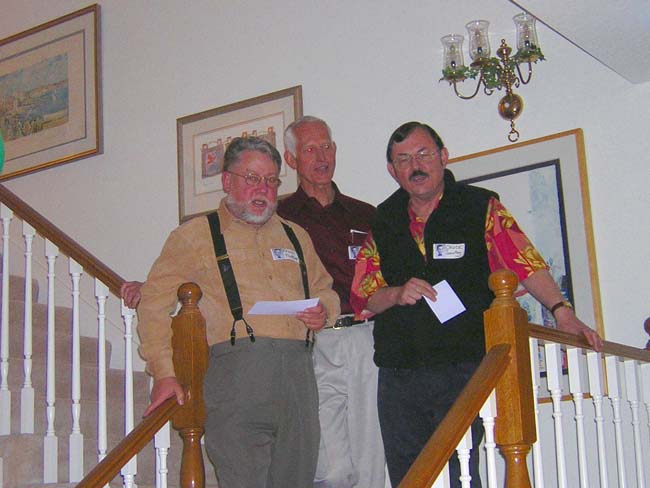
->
[333, 316, 352, 329]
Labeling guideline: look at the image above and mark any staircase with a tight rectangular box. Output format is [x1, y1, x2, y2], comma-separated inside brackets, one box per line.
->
[1, 272, 219, 487]
[0, 185, 218, 487]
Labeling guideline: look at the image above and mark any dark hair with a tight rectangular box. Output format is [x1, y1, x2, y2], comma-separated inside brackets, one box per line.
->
[386, 122, 445, 162]
[223, 136, 282, 172]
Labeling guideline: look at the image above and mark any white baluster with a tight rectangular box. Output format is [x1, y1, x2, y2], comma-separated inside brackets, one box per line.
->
[586, 350, 608, 488]
[121, 302, 137, 488]
[567, 347, 589, 488]
[456, 424, 472, 488]
[624, 359, 644, 488]
[545, 342, 568, 488]
[605, 355, 627, 488]
[0, 204, 13, 435]
[154, 421, 171, 488]
[529, 338, 545, 488]
[642, 363, 650, 464]
[20, 222, 35, 433]
[68, 258, 84, 482]
[640, 363, 650, 488]
[95, 280, 109, 473]
[479, 391, 498, 488]
[43, 240, 59, 483]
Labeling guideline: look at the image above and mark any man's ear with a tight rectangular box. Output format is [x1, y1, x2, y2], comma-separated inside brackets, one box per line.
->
[440, 147, 449, 169]
[284, 150, 297, 170]
[222, 170, 232, 193]
[387, 162, 398, 182]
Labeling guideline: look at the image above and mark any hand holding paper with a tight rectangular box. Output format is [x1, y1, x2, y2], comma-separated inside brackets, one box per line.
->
[295, 301, 328, 331]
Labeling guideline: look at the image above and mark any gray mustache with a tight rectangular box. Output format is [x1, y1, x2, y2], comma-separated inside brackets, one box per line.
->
[409, 170, 428, 181]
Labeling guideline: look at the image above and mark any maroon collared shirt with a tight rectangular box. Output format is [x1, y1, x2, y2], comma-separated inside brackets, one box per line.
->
[278, 183, 376, 314]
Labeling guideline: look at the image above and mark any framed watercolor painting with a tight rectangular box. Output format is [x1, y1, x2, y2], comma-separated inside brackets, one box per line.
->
[0, 4, 102, 180]
[177, 85, 303, 222]
[448, 129, 604, 337]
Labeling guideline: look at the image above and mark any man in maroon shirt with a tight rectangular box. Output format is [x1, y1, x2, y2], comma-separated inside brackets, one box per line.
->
[278, 116, 386, 488]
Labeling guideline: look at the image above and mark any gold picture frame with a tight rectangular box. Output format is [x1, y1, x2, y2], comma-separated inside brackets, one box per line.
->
[177, 85, 303, 223]
[448, 129, 604, 337]
[0, 4, 102, 180]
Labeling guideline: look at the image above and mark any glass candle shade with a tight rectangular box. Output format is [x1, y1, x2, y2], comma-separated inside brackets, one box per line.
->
[465, 20, 490, 61]
[514, 12, 539, 52]
[441, 34, 465, 71]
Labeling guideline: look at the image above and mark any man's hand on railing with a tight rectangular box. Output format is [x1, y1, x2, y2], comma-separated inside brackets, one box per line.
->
[143, 376, 185, 417]
[554, 306, 603, 351]
[120, 280, 143, 309]
[521, 269, 603, 352]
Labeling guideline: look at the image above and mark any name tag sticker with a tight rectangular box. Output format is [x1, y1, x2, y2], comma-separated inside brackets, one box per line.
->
[348, 245, 361, 260]
[433, 243, 465, 259]
[271, 248, 299, 263]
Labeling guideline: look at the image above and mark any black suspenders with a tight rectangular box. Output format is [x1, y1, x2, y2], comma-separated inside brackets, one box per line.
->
[207, 212, 313, 347]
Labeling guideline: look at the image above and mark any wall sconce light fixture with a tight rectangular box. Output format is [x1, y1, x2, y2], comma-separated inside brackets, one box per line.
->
[440, 13, 544, 142]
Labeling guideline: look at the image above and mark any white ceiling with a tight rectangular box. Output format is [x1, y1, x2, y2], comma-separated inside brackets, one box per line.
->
[511, 0, 650, 84]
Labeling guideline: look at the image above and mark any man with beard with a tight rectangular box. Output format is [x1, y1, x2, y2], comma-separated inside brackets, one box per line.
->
[137, 136, 340, 488]
[351, 122, 602, 487]
[278, 116, 385, 488]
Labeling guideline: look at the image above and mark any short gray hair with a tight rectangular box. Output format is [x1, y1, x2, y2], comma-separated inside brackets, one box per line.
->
[223, 136, 282, 173]
[283, 115, 333, 157]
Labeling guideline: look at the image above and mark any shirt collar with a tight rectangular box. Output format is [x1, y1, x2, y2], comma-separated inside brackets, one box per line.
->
[407, 192, 444, 224]
[291, 181, 347, 211]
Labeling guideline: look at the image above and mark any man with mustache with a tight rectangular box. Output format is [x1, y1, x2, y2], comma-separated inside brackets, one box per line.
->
[351, 121, 602, 487]
[136, 136, 340, 488]
[278, 116, 386, 488]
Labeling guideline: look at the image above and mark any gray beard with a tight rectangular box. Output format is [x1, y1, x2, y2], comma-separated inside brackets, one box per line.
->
[225, 194, 277, 225]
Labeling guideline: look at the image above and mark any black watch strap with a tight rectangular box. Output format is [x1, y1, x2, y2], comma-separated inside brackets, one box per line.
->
[550, 300, 573, 316]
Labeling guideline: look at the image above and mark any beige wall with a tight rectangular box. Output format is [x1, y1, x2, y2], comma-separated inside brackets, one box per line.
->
[2, 0, 649, 348]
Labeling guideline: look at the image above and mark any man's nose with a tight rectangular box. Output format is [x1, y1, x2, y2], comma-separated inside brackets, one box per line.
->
[314, 147, 327, 160]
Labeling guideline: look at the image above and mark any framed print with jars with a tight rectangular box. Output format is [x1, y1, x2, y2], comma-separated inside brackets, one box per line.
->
[176, 85, 302, 222]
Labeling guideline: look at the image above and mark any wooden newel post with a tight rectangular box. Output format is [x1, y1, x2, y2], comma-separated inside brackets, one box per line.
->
[484, 270, 536, 488]
[171, 283, 209, 488]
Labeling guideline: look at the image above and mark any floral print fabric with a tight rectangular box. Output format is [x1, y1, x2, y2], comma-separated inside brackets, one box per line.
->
[350, 196, 547, 316]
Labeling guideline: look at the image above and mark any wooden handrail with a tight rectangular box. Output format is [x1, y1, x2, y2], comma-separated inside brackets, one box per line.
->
[528, 322, 650, 361]
[394, 269, 648, 488]
[75, 282, 209, 488]
[0, 184, 124, 295]
[75, 396, 181, 488]
[399, 343, 512, 487]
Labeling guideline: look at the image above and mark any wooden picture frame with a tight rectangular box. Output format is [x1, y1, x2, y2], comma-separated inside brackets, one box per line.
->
[0, 4, 102, 180]
[448, 129, 604, 337]
[177, 85, 303, 222]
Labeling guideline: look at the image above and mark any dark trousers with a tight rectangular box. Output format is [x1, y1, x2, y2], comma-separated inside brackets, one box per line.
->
[203, 338, 320, 488]
[378, 362, 483, 488]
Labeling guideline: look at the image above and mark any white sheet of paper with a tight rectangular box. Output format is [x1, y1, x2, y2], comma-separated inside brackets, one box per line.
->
[248, 298, 319, 315]
[423, 280, 466, 324]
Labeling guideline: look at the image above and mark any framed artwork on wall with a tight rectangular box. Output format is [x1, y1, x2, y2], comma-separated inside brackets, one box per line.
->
[0, 4, 102, 180]
[177, 85, 303, 223]
[448, 129, 604, 337]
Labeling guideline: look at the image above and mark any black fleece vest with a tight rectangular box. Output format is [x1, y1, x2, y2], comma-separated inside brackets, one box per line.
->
[372, 170, 497, 369]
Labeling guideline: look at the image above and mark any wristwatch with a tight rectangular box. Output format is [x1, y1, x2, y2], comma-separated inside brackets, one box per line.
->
[550, 300, 573, 316]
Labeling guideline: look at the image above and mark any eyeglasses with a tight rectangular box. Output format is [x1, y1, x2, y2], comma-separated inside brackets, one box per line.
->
[392, 150, 439, 169]
[227, 171, 282, 188]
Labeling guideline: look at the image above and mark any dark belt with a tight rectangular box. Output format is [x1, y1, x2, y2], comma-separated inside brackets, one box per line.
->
[324, 315, 367, 329]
